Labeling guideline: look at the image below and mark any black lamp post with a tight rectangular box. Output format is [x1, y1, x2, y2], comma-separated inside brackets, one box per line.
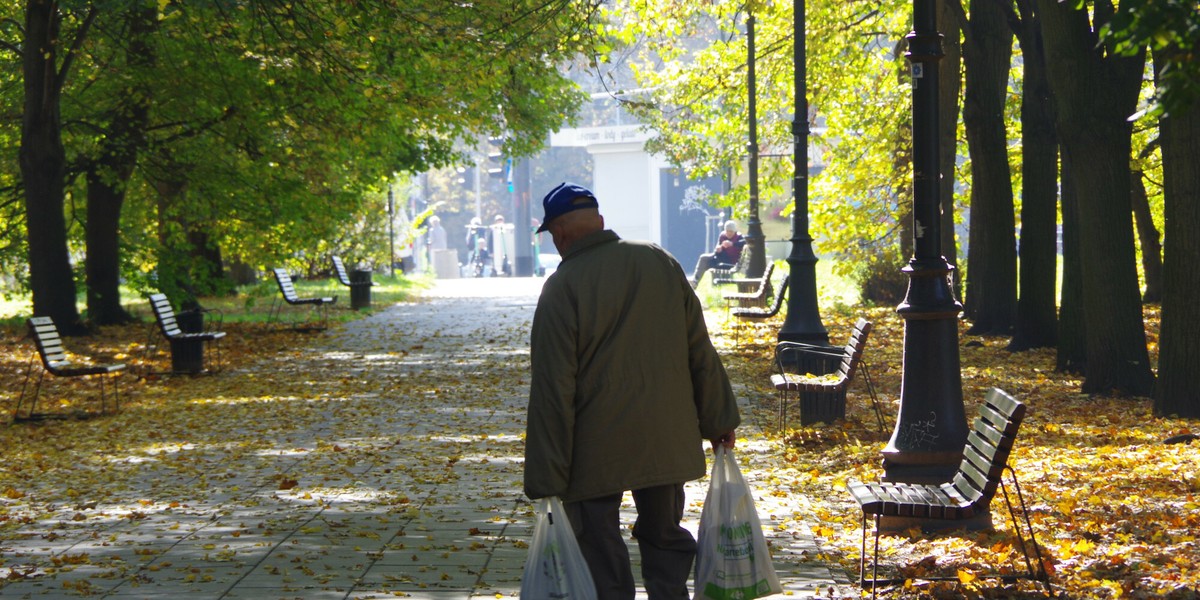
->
[514, 158, 534, 276]
[777, 0, 830, 348]
[387, 186, 395, 277]
[881, 0, 968, 490]
[744, 13, 766, 279]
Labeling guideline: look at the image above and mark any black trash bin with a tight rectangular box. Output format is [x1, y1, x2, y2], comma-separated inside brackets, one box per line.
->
[177, 309, 204, 333]
[169, 338, 205, 373]
[350, 269, 373, 310]
[170, 309, 205, 373]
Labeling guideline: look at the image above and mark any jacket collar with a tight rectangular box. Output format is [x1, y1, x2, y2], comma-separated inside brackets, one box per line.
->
[563, 229, 619, 261]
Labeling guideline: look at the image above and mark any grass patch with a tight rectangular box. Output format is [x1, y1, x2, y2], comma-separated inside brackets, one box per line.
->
[694, 258, 861, 311]
[0, 271, 434, 327]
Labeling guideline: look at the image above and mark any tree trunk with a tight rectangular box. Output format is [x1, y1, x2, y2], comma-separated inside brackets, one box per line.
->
[151, 170, 203, 304]
[84, 4, 155, 325]
[1038, 0, 1154, 396]
[187, 228, 227, 296]
[960, 0, 1016, 334]
[1057, 151, 1085, 373]
[150, 161, 230, 304]
[1154, 51, 1200, 418]
[1130, 169, 1163, 303]
[1009, 0, 1059, 351]
[20, 0, 85, 334]
[85, 167, 135, 324]
[938, 0, 963, 298]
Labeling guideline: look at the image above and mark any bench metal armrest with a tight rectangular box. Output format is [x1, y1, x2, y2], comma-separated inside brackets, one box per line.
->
[774, 342, 844, 375]
[715, 275, 760, 286]
[775, 341, 843, 357]
[198, 306, 224, 330]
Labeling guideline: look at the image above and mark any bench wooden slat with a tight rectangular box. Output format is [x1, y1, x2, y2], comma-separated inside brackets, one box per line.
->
[31, 324, 67, 364]
[332, 255, 353, 286]
[147, 293, 226, 374]
[721, 263, 776, 308]
[331, 255, 376, 289]
[849, 388, 1025, 517]
[273, 269, 336, 305]
[709, 250, 751, 284]
[771, 318, 875, 428]
[269, 268, 336, 329]
[17, 317, 125, 420]
[731, 275, 789, 320]
[846, 388, 1049, 596]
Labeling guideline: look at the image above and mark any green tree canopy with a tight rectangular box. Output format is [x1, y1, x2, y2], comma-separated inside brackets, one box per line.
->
[2, 0, 601, 323]
[612, 0, 912, 290]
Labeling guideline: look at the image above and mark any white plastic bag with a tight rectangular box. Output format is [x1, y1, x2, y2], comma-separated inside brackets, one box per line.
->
[694, 447, 783, 600]
[520, 496, 598, 600]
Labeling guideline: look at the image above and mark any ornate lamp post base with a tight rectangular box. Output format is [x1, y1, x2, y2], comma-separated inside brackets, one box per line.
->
[878, 258, 972, 532]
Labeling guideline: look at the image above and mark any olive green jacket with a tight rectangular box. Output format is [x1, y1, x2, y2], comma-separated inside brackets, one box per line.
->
[524, 230, 741, 502]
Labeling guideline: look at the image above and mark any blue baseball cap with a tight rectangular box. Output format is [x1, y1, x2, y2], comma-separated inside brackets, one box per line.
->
[537, 183, 598, 233]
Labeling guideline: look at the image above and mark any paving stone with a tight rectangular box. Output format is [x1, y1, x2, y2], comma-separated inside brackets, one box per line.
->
[0, 278, 852, 599]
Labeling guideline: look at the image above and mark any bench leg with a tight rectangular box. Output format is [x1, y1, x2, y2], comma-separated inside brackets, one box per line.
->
[267, 298, 283, 326]
[866, 513, 882, 600]
[860, 362, 888, 433]
[1001, 468, 1053, 594]
[873, 514, 881, 599]
[777, 388, 788, 431]
[858, 512, 905, 599]
[100, 372, 120, 414]
[14, 354, 44, 421]
[142, 324, 160, 378]
[859, 513, 867, 591]
[211, 338, 222, 372]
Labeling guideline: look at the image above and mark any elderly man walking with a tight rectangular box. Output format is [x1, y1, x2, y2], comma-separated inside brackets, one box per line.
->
[524, 182, 741, 600]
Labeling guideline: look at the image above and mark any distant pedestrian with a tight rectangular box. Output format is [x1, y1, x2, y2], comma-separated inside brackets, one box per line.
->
[524, 182, 740, 600]
[426, 215, 447, 251]
[491, 214, 511, 276]
[691, 219, 745, 285]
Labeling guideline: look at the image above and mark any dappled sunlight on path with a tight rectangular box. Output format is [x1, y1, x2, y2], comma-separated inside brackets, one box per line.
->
[0, 276, 847, 598]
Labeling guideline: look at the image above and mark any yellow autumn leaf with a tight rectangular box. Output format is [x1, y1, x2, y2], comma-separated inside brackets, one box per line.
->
[1072, 539, 1096, 554]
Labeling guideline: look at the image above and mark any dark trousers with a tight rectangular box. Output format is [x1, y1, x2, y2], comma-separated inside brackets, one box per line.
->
[565, 484, 696, 600]
[692, 254, 733, 284]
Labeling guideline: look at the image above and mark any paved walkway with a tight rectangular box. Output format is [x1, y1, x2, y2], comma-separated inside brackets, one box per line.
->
[0, 277, 847, 599]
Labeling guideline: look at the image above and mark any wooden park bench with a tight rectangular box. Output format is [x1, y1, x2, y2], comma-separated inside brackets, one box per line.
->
[770, 317, 884, 430]
[732, 274, 789, 321]
[332, 255, 374, 310]
[720, 262, 776, 310]
[707, 250, 749, 284]
[14, 317, 125, 421]
[269, 268, 336, 330]
[846, 388, 1050, 598]
[729, 274, 789, 347]
[147, 293, 226, 374]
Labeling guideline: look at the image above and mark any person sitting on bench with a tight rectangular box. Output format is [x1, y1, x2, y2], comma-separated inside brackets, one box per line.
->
[692, 219, 746, 285]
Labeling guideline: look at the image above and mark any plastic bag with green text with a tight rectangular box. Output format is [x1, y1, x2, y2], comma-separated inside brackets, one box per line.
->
[693, 447, 782, 600]
[520, 496, 597, 600]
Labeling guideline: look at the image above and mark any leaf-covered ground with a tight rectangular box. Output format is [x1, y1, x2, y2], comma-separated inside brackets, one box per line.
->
[723, 303, 1200, 599]
[0, 282, 842, 598]
[1, 284, 1197, 599]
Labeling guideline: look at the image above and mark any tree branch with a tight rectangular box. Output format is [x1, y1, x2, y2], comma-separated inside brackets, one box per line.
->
[56, 5, 97, 95]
